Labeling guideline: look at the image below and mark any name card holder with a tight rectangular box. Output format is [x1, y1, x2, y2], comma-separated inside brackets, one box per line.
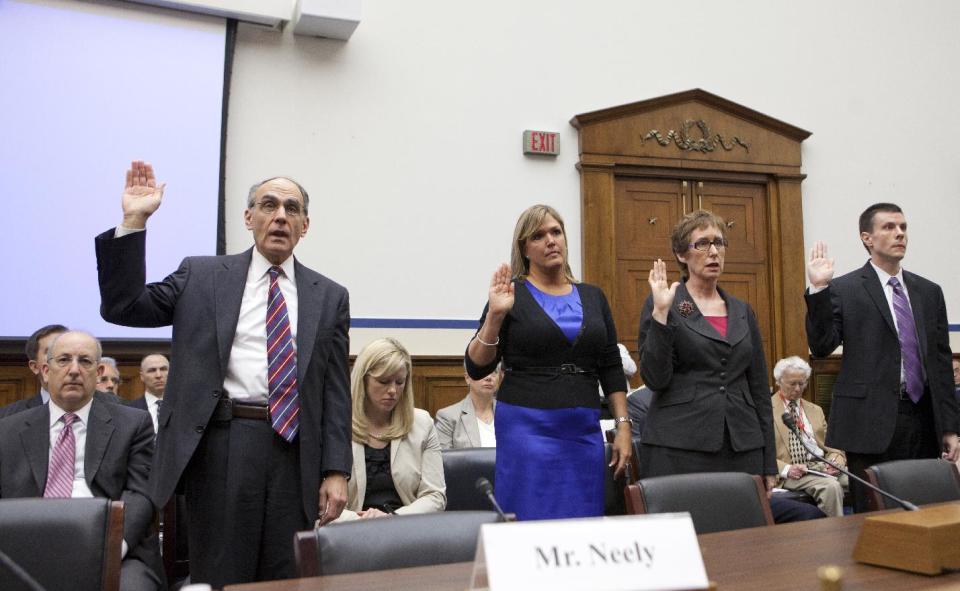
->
[468, 513, 709, 591]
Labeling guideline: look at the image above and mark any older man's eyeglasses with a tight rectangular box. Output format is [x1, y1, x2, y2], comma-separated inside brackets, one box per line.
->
[256, 199, 304, 217]
[50, 354, 97, 370]
[688, 238, 728, 252]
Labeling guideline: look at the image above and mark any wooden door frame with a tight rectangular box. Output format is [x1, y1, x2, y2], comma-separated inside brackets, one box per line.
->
[571, 89, 812, 368]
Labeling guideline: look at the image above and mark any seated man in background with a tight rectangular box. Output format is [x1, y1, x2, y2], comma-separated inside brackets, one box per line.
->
[772, 356, 848, 517]
[626, 385, 652, 440]
[126, 353, 169, 436]
[1, 325, 122, 420]
[98, 356, 122, 394]
[0, 331, 162, 590]
[435, 364, 500, 449]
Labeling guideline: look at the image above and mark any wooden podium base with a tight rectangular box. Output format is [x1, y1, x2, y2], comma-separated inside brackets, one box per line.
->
[853, 503, 960, 575]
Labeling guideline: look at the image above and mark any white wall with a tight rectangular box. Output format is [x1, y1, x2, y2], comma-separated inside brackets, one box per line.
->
[223, 0, 960, 354]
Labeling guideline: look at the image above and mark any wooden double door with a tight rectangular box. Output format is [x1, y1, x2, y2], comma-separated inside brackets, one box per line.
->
[611, 173, 772, 383]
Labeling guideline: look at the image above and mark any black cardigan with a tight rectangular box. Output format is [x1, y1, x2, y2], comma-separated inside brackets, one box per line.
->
[465, 280, 626, 410]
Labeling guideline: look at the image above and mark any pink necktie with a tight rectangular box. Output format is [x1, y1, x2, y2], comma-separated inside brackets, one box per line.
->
[44, 413, 78, 498]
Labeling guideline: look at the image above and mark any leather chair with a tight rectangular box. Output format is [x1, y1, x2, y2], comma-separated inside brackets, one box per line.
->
[441, 447, 496, 511]
[161, 494, 190, 586]
[624, 472, 774, 534]
[0, 498, 124, 591]
[294, 511, 502, 577]
[865, 459, 960, 510]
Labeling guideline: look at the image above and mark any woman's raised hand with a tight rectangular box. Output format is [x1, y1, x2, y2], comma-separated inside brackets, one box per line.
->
[648, 259, 679, 316]
[487, 263, 515, 317]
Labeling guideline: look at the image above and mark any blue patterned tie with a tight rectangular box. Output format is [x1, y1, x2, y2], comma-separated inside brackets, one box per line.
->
[267, 266, 300, 442]
[888, 277, 924, 403]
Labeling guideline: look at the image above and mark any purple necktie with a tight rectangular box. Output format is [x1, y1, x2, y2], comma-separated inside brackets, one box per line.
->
[267, 266, 300, 442]
[889, 277, 924, 403]
[44, 413, 78, 498]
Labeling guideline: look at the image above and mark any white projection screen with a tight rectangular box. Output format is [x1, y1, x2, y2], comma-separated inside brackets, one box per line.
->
[0, 0, 226, 339]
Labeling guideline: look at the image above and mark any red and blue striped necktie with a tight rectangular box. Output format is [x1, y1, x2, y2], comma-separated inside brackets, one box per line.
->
[267, 266, 300, 442]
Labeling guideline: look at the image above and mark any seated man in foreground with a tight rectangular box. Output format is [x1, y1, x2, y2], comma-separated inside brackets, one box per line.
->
[0, 331, 162, 590]
[771, 356, 848, 517]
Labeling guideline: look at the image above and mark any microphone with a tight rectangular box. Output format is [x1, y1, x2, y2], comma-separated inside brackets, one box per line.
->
[475, 477, 508, 521]
[780, 412, 918, 511]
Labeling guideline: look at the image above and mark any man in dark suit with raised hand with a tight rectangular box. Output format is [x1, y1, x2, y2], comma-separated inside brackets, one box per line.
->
[95, 161, 352, 587]
[0, 331, 161, 590]
[805, 202, 958, 512]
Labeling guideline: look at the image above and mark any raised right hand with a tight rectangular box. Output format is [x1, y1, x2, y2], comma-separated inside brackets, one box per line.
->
[121, 160, 166, 229]
[648, 259, 679, 315]
[807, 241, 834, 289]
[487, 263, 515, 317]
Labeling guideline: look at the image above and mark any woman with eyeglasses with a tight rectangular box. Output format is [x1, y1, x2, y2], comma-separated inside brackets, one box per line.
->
[637, 210, 777, 493]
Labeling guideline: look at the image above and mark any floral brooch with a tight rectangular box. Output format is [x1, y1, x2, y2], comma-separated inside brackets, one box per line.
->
[676, 300, 695, 318]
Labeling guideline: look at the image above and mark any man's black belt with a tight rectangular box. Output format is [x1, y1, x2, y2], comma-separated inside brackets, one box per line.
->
[212, 397, 270, 421]
[505, 363, 597, 376]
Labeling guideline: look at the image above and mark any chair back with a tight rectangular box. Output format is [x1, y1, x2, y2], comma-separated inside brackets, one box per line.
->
[0, 498, 124, 591]
[625, 472, 773, 534]
[294, 511, 501, 577]
[865, 459, 960, 510]
[441, 447, 496, 511]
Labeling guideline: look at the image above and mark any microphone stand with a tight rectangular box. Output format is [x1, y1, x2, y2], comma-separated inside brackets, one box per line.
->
[475, 477, 509, 522]
[780, 412, 918, 511]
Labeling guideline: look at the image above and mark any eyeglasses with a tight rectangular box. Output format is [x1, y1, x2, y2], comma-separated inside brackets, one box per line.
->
[49, 354, 97, 371]
[688, 238, 728, 252]
[255, 199, 304, 217]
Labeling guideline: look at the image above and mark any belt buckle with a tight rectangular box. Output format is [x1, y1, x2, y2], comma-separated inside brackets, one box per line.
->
[559, 363, 577, 375]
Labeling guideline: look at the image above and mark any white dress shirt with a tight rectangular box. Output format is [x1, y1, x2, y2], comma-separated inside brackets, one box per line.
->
[477, 417, 496, 448]
[48, 399, 93, 499]
[144, 392, 161, 435]
[222, 249, 298, 403]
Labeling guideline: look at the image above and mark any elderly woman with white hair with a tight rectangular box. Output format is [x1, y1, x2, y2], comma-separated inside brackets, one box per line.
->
[771, 356, 848, 517]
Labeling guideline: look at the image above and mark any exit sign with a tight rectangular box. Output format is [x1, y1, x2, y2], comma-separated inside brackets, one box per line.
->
[523, 130, 559, 156]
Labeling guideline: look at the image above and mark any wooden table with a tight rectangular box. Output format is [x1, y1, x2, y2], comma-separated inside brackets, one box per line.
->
[226, 511, 960, 590]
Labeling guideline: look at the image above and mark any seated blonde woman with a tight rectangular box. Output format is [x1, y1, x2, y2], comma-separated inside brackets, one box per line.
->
[335, 338, 446, 521]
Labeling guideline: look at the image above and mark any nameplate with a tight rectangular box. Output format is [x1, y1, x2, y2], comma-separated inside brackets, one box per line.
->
[469, 514, 708, 590]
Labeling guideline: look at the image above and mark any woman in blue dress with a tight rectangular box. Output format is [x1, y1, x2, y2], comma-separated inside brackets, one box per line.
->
[465, 204, 632, 520]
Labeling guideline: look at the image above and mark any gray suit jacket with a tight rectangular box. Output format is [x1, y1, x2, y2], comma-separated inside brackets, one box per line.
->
[95, 229, 353, 524]
[0, 398, 159, 572]
[805, 261, 958, 453]
[434, 396, 495, 449]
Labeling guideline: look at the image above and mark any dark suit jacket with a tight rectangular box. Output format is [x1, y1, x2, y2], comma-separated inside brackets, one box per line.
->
[0, 398, 159, 570]
[805, 261, 958, 454]
[95, 229, 352, 524]
[626, 386, 652, 440]
[638, 282, 777, 474]
[0, 389, 122, 419]
[126, 396, 149, 411]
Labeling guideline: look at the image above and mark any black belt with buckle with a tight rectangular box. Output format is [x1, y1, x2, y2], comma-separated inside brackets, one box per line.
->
[212, 397, 270, 421]
[505, 363, 597, 377]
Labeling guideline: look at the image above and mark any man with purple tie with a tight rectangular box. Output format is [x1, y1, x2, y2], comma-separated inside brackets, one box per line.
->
[0, 331, 160, 590]
[805, 203, 959, 512]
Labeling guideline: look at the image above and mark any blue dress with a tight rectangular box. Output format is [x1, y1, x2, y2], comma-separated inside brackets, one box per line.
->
[467, 281, 624, 521]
